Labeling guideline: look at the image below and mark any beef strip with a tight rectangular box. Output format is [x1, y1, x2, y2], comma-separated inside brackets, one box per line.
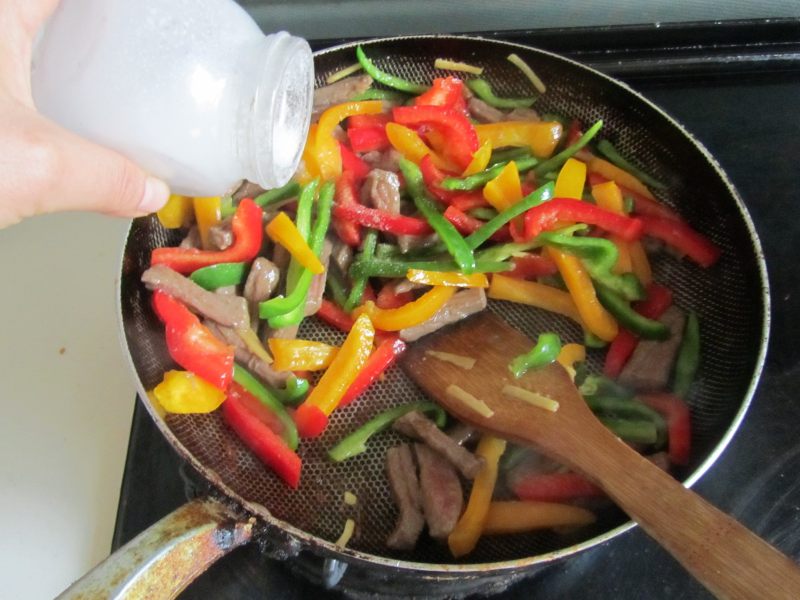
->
[304, 237, 332, 316]
[205, 320, 289, 388]
[363, 169, 401, 213]
[447, 423, 478, 446]
[232, 180, 266, 202]
[214, 285, 236, 296]
[330, 238, 354, 275]
[618, 306, 687, 391]
[399, 288, 487, 342]
[361, 148, 403, 172]
[142, 264, 249, 329]
[313, 74, 373, 120]
[413, 444, 463, 540]
[393, 279, 428, 295]
[467, 97, 505, 123]
[505, 107, 541, 122]
[179, 226, 201, 249]
[271, 243, 291, 274]
[385, 444, 425, 550]
[244, 257, 280, 330]
[208, 218, 233, 251]
[393, 411, 484, 479]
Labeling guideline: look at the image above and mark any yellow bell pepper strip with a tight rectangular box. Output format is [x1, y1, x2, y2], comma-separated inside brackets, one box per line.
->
[297, 124, 321, 184]
[556, 343, 586, 370]
[153, 370, 226, 414]
[157, 195, 193, 229]
[406, 269, 489, 288]
[592, 180, 635, 274]
[266, 212, 325, 275]
[385, 122, 451, 170]
[483, 161, 522, 212]
[533, 119, 602, 177]
[294, 313, 375, 438]
[193, 196, 222, 250]
[546, 247, 619, 342]
[587, 156, 655, 199]
[554, 158, 586, 200]
[628, 235, 653, 285]
[462, 140, 492, 176]
[448, 435, 507, 557]
[354, 286, 456, 331]
[268, 338, 339, 372]
[475, 121, 562, 158]
[488, 273, 584, 326]
[316, 101, 384, 180]
[482, 501, 596, 535]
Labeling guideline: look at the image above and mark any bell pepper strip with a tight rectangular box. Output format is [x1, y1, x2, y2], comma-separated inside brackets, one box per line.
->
[354, 286, 456, 331]
[157, 195, 193, 228]
[448, 435, 507, 558]
[325, 265, 350, 308]
[595, 284, 669, 340]
[557, 343, 586, 370]
[533, 120, 603, 176]
[222, 382, 302, 488]
[376, 281, 414, 309]
[232, 364, 299, 450]
[599, 417, 658, 444]
[511, 472, 604, 503]
[270, 375, 310, 407]
[482, 501, 596, 535]
[347, 113, 390, 129]
[386, 122, 451, 170]
[338, 336, 407, 408]
[474, 121, 561, 159]
[153, 370, 226, 414]
[488, 274, 584, 326]
[474, 240, 541, 263]
[506, 253, 558, 279]
[333, 170, 364, 247]
[151, 198, 264, 275]
[406, 268, 489, 288]
[351, 87, 409, 102]
[338, 143, 371, 180]
[483, 161, 522, 212]
[509, 332, 562, 378]
[591, 180, 635, 274]
[462, 140, 493, 176]
[639, 214, 722, 268]
[344, 230, 379, 311]
[294, 313, 375, 438]
[328, 400, 444, 462]
[152, 290, 234, 389]
[639, 392, 691, 466]
[579, 373, 635, 399]
[414, 76, 468, 112]
[193, 196, 222, 250]
[268, 339, 340, 372]
[333, 202, 433, 236]
[316, 100, 384, 180]
[399, 158, 477, 273]
[468, 207, 498, 221]
[553, 158, 587, 200]
[317, 298, 355, 332]
[627, 235, 653, 285]
[235, 327, 274, 366]
[523, 198, 643, 243]
[267, 212, 326, 275]
[417, 154, 461, 202]
[565, 119, 584, 147]
[597, 139, 666, 191]
[587, 156, 655, 200]
[346, 125, 390, 153]
[296, 123, 321, 184]
[586, 172, 679, 221]
[444, 206, 511, 242]
[393, 105, 479, 171]
[355, 46, 428, 94]
[251, 180, 302, 210]
[584, 395, 666, 448]
[188, 262, 248, 291]
[350, 255, 511, 279]
[465, 78, 536, 109]
[673, 311, 700, 397]
[441, 156, 539, 192]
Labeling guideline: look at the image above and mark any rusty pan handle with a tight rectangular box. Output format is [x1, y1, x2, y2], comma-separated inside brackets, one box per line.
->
[56, 497, 254, 600]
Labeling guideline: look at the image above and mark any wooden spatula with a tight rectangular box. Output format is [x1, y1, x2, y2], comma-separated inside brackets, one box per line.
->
[402, 312, 800, 599]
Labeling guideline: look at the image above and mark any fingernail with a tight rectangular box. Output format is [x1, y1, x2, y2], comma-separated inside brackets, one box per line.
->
[138, 176, 171, 213]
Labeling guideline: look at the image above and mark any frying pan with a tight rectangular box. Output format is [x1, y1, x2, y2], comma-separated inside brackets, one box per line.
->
[59, 35, 769, 599]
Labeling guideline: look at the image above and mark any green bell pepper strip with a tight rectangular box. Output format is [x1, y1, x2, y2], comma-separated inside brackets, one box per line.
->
[585, 395, 666, 448]
[475, 240, 542, 263]
[219, 195, 236, 219]
[597, 416, 658, 445]
[232, 364, 299, 450]
[583, 331, 608, 348]
[597, 139, 667, 191]
[465, 78, 536, 109]
[351, 88, 409, 102]
[441, 156, 540, 191]
[578, 374, 634, 399]
[673, 311, 700, 397]
[355, 46, 428, 94]
[324, 265, 350, 309]
[399, 158, 476, 274]
[509, 332, 562, 378]
[468, 207, 498, 221]
[344, 229, 378, 311]
[489, 147, 532, 166]
[349, 256, 511, 279]
[537, 226, 645, 301]
[253, 181, 302, 209]
[533, 119, 603, 176]
[270, 375, 310, 407]
[189, 262, 248, 290]
[328, 401, 446, 462]
[596, 284, 670, 340]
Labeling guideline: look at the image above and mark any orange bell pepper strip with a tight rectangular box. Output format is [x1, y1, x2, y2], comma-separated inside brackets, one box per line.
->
[448, 435, 507, 557]
[628, 237, 653, 285]
[474, 121, 563, 158]
[482, 500, 596, 535]
[406, 269, 489, 288]
[554, 158, 586, 200]
[462, 140, 492, 176]
[587, 157, 655, 200]
[546, 247, 619, 342]
[193, 196, 222, 250]
[316, 101, 384, 180]
[293, 313, 375, 437]
[354, 286, 456, 331]
[385, 122, 451, 170]
[557, 343, 586, 370]
[157, 195, 193, 229]
[266, 212, 325, 275]
[592, 180, 636, 274]
[488, 273, 584, 326]
[268, 338, 339, 372]
[483, 161, 522, 212]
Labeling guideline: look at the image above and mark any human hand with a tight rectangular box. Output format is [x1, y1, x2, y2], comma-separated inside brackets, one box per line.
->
[0, 0, 169, 228]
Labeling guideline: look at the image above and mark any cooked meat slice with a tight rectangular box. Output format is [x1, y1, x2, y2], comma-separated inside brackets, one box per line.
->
[232, 180, 266, 202]
[393, 411, 484, 479]
[363, 169, 401, 213]
[244, 257, 280, 329]
[386, 444, 425, 550]
[313, 74, 373, 119]
[330, 238, 354, 275]
[393, 279, 428, 295]
[214, 285, 236, 296]
[618, 306, 687, 391]
[414, 443, 463, 540]
[505, 107, 541, 122]
[304, 238, 333, 316]
[179, 226, 201, 249]
[399, 288, 487, 342]
[361, 148, 403, 172]
[467, 97, 505, 123]
[447, 423, 478, 446]
[205, 321, 289, 388]
[142, 264, 249, 329]
[208, 218, 233, 251]
[271, 243, 291, 274]
[397, 232, 440, 254]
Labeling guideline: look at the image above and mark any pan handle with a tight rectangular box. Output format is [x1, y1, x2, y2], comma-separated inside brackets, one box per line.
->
[56, 497, 254, 600]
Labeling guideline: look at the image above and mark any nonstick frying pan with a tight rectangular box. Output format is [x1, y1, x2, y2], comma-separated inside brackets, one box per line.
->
[60, 35, 769, 599]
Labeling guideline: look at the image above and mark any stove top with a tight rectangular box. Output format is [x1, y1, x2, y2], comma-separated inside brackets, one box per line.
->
[112, 19, 800, 598]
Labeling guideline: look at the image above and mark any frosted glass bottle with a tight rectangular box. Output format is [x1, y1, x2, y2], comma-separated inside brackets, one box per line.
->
[32, 0, 314, 197]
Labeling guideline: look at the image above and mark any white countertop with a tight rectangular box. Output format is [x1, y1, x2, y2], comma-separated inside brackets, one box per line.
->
[0, 212, 136, 599]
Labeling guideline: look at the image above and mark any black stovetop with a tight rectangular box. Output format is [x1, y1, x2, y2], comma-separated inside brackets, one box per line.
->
[113, 19, 800, 599]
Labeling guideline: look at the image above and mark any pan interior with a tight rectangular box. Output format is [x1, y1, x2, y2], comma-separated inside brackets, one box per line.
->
[119, 36, 766, 566]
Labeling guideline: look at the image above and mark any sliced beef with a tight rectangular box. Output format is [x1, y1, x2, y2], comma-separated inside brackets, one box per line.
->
[330, 238, 354, 275]
[205, 321, 289, 388]
[304, 238, 332, 317]
[214, 285, 236, 296]
[363, 169, 401, 213]
[232, 180, 266, 202]
[618, 306, 687, 391]
[447, 423, 478, 446]
[208, 218, 234, 251]
[244, 257, 280, 329]
[414, 444, 463, 540]
[271, 243, 291, 274]
[398, 233, 440, 254]
[467, 97, 505, 123]
[313, 74, 373, 120]
[393, 411, 484, 479]
[393, 279, 428, 295]
[385, 444, 425, 550]
[179, 226, 201, 249]
[399, 288, 487, 342]
[505, 107, 541, 122]
[361, 148, 403, 172]
[142, 264, 249, 329]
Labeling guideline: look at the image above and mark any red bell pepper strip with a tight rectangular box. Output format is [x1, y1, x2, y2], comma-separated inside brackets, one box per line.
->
[587, 172, 680, 221]
[339, 336, 407, 407]
[152, 290, 234, 390]
[348, 114, 391, 129]
[419, 154, 459, 202]
[317, 299, 355, 332]
[565, 119, 583, 146]
[333, 170, 363, 247]
[338, 144, 371, 180]
[506, 253, 559, 279]
[151, 198, 263, 274]
[639, 392, 691, 466]
[523, 198, 644, 242]
[377, 281, 414, 309]
[511, 472, 605, 503]
[333, 202, 434, 236]
[639, 214, 722, 268]
[222, 382, 302, 488]
[393, 105, 479, 171]
[449, 192, 490, 212]
[443, 205, 511, 242]
[346, 126, 390, 153]
[413, 76, 468, 113]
